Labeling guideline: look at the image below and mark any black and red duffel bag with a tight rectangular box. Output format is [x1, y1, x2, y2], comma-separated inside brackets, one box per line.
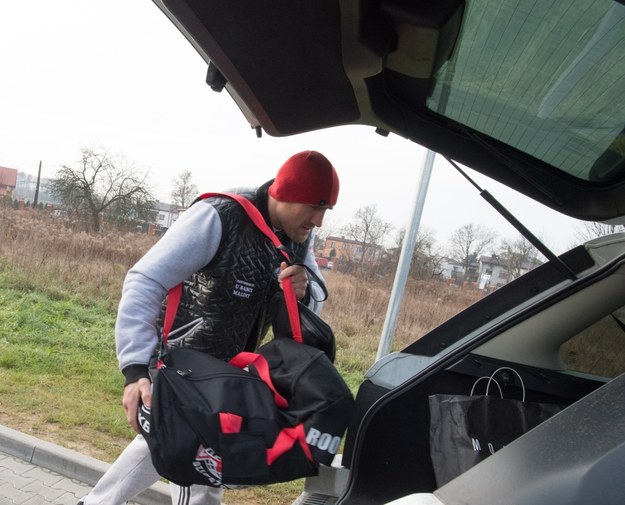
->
[139, 193, 354, 487]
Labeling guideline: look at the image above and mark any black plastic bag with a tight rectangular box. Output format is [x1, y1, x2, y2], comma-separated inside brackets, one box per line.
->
[428, 368, 563, 486]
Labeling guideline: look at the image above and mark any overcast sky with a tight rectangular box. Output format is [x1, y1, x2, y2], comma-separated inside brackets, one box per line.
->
[0, 0, 587, 254]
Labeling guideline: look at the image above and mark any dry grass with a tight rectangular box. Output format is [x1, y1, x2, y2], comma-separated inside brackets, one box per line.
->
[0, 207, 482, 368]
[0, 207, 157, 309]
[0, 207, 483, 503]
[322, 273, 481, 375]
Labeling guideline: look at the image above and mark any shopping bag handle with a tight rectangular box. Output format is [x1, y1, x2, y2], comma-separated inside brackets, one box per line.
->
[470, 376, 503, 398]
[471, 367, 526, 402]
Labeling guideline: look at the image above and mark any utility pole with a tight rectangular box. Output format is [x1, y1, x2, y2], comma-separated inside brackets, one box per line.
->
[376, 149, 435, 360]
[33, 160, 42, 207]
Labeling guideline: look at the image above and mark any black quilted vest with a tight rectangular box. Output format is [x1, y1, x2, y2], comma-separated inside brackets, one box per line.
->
[160, 183, 310, 360]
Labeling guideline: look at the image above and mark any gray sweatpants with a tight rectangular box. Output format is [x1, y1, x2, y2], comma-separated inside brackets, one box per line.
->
[81, 435, 223, 505]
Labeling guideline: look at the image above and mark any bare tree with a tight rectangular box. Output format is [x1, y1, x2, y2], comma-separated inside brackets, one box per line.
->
[499, 234, 541, 281]
[50, 147, 155, 233]
[448, 223, 498, 281]
[392, 227, 441, 280]
[171, 170, 198, 208]
[343, 204, 393, 272]
[573, 221, 625, 245]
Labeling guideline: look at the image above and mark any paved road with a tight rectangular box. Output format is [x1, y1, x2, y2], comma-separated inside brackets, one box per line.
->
[0, 424, 169, 505]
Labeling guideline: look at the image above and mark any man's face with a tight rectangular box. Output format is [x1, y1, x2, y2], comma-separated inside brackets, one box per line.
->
[272, 201, 331, 243]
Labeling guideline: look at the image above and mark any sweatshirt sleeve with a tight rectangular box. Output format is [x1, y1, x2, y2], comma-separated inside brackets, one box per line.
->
[115, 200, 222, 380]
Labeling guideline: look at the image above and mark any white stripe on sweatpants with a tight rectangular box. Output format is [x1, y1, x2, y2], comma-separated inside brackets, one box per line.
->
[170, 480, 223, 505]
[174, 485, 190, 505]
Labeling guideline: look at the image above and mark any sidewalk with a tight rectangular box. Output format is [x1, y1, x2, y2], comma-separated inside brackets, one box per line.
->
[0, 424, 170, 505]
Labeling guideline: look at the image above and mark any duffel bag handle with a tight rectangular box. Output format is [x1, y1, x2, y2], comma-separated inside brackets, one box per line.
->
[229, 352, 288, 408]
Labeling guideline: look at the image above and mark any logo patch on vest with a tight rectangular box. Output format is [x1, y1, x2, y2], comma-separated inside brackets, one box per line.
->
[233, 279, 255, 299]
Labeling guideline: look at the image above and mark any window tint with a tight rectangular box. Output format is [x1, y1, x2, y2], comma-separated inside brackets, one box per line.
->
[428, 0, 625, 183]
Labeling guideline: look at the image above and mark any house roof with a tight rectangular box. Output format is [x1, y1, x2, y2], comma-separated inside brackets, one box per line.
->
[152, 201, 185, 212]
[480, 255, 505, 267]
[325, 235, 384, 249]
[0, 166, 18, 187]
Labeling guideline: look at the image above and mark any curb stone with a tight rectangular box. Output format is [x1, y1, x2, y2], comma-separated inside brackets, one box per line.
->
[0, 424, 170, 505]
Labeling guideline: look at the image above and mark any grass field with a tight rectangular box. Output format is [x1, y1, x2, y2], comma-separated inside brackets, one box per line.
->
[0, 207, 481, 504]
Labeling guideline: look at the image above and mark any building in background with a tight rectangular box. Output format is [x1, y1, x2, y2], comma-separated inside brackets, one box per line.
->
[317, 235, 385, 271]
[151, 201, 184, 234]
[0, 166, 18, 198]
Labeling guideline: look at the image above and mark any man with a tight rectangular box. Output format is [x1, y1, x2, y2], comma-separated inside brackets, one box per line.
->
[79, 150, 339, 505]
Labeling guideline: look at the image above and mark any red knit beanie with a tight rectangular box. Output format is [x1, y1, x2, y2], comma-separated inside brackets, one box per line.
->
[268, 151, 340, 206]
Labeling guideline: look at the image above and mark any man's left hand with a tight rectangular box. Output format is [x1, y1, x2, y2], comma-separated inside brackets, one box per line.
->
[278, 262, 308, 300]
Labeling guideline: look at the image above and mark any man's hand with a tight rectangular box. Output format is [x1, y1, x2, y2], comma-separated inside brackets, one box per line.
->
[122, 377, 152, 433]
[278, 262, 308, 300]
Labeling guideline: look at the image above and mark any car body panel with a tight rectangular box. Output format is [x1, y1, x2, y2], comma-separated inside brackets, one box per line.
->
[285, 234, 625, 505]
[337, 234, 625, 504]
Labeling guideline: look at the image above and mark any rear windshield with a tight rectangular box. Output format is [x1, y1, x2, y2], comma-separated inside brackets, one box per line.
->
[428, 0, 625, 183]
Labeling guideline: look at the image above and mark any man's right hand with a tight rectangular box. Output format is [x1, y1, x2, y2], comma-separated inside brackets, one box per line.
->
[122, 377, 152, 433]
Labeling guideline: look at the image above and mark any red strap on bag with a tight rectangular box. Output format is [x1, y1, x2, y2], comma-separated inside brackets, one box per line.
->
[280, 277, 303, 343]
[162, 283, 182, 341]
[266, 424, 313, 465]
[197, 192, 303, 342]
[219, 413, 243, 434]
[157, 283, 183, 368]
[228, 352, 288, 408]
[157, 193, 316, 465]
[160, 192, 303, 350]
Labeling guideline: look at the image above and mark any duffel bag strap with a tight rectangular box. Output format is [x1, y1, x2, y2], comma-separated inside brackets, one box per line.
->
[162, 283, 182, 341]
[229, 352, 288, 408]
[267, 424, 314, 465]
[164, 192, 303, 343]
[157, 283, 183, 368]
[158, 192, 305, 364]
[197, 192, 303, 342]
